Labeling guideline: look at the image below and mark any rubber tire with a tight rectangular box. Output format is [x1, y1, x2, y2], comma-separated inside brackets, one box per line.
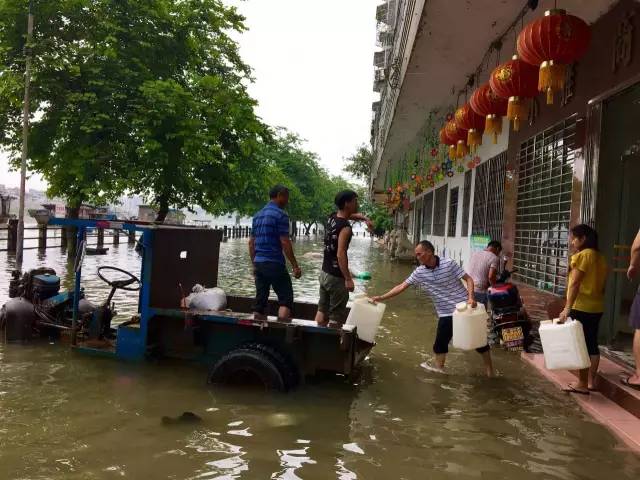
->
[208, 347, 287, 392]
[242, 342, 300, 391]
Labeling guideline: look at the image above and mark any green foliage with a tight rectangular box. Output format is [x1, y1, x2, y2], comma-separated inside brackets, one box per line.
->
[218, 129, 356, 227]
[355, 186, 392, 234]
[0, 0, 267, 218]
[344, 143, 372, 183]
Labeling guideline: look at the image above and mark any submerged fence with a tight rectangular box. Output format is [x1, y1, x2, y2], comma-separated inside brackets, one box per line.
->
[0, 221, 371, 253]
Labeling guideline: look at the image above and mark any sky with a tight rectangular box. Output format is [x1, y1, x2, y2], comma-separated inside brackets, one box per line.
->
[0, 0, 379, 191]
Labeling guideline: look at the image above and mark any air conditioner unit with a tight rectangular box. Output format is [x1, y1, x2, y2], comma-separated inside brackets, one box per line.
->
[373, 50, 386, 68]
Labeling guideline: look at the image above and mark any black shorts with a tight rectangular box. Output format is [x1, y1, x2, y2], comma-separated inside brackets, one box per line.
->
[253, 262, 294, 314]
[570, 309, 602, 356]
[433, 316, 490, 354]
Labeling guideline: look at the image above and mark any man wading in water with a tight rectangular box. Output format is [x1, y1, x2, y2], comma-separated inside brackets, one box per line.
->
[315, 190, 371, 328]
[371, 240, 494, 377]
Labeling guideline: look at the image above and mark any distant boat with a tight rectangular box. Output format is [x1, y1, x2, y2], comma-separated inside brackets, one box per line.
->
[28, 208, 51, 225]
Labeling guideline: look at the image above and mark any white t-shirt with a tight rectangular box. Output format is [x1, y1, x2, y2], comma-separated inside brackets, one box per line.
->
[467, 250, 499, 293]
[405, 257, 468, 318]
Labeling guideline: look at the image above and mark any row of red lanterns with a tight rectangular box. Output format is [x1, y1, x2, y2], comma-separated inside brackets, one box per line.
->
[440, 8, 591, 158]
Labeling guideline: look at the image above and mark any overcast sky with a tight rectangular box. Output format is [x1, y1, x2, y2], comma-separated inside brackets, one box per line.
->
[1, 0, 379, 191]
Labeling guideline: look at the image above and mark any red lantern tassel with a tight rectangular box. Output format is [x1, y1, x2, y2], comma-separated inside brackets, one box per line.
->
[467, 129, 483, 152]
[456, 140, 468, 158]
[507, 96, 530, 132]
[485, 114, 502, 144]
[539, 60, 566, 105]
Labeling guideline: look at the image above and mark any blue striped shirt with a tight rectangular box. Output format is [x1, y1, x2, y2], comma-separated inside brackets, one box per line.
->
[252, 201, 290, 264]
[405, 257, 468, 318]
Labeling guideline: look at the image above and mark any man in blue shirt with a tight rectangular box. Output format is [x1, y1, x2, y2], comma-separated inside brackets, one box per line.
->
[249, 185, 301, 321]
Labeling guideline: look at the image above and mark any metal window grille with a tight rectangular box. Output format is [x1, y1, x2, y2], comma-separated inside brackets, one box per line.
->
[433, 185, 448, 236]
[422, 191, 433, 236]
[513, 116, 577, 295]
[472, 151, 508, 242]
[581, 104, 601, 226]
[448, 187, 459, 237]
[461, 170, 472, 237]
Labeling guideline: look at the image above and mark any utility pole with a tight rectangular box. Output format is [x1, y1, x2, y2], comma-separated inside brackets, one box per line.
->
[16, 0, 34, 271]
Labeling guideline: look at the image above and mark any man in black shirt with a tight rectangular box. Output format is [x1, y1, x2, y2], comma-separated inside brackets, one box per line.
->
[315, 190, 371, 327]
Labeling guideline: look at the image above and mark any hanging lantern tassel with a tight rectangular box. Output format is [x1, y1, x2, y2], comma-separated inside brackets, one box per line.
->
[448, 145, 456, 160]
[507, 96, 529, 132]
[456, 140, 468, 158]
[467, 129, 482, 152]
[539, 60, 566, 105]
[485, 114, 502, 144]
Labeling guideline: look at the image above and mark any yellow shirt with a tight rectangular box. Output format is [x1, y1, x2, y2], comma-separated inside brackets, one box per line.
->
[568, 248, 607, 313]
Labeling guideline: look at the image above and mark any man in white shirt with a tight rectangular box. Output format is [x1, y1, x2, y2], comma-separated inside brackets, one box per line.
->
[467, 240, 502, 306]
[371, 240, 494, 377]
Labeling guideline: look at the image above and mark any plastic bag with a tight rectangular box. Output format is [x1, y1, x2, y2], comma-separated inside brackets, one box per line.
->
[186, 284, 227, 311]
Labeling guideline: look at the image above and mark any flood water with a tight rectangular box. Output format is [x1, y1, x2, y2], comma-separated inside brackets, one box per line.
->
[1, 232, 640, 479]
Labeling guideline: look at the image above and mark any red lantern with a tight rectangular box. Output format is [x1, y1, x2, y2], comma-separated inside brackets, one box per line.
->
[439, 127, 456, 160]
[455, 103, 485, 152]
[445, 120, 468, 159]
[518, 9, 590, 105]
[490, 55, 539, 132]
[470, 83, 508, 144]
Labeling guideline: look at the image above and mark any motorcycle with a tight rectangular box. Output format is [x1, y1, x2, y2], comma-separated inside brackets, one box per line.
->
[487, 269, 532, 352]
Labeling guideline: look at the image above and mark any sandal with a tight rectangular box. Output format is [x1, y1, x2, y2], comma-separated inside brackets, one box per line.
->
[562, 384, 590, 395]
[621, 376, 640, 391]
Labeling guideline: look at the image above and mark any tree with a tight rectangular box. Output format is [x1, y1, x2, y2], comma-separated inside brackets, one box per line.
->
[343, 143, 373, 183]
[0, 0, 269, 223]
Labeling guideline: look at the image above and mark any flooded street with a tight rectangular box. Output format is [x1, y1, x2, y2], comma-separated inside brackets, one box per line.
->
[1, 235, 640, 479]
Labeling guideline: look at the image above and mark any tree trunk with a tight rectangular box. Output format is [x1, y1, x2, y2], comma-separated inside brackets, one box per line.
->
[291, 220, 297, 237]
[65, 204, 80, 257]
[155, 195, 169, 223]
[303, 222, 312, 236]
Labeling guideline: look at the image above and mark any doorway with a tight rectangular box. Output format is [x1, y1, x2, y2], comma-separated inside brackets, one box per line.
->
[596, 82, 640, 349]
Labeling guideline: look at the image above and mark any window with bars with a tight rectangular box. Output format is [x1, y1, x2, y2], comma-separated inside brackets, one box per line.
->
[461, 170, 472, 237]
[512, 117, 577, 295]
[448, 187, 459, 237]
[472, 151, 508, 242]
[422, 191, 433, 236]
[433, 185, 448, 236]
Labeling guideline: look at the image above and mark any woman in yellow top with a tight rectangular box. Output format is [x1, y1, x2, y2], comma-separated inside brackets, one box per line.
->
[559, 224, 608, 394]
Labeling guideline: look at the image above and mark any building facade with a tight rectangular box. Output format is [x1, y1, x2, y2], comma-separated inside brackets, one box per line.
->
[370, 0, 640, 347]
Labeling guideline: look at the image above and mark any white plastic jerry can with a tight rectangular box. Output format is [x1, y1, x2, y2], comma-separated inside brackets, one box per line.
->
[452, 302, 489, 350]
[538, 318, 590, 370]
[346, 295, 386, 344]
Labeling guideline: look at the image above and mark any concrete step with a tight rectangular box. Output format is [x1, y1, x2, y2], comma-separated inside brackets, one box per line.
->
[522, 353, 640, 454]
[594, 356, 640, 420]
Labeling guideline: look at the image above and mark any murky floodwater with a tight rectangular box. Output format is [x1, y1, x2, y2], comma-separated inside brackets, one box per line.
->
[1, 232, 640, 479]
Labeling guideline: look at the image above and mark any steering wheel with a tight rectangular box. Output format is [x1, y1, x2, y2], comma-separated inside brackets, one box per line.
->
[97, 266, 141, 291]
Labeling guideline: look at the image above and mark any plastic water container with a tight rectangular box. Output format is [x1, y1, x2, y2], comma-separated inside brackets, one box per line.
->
[539, 319, 590, 370]
[452, 302, 489, 350]
[346, 295, 386, 343]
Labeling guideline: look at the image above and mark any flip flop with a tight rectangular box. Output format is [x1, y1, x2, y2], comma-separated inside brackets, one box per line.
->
[621, 376, 640, 391]
[562, 384, 590, 395]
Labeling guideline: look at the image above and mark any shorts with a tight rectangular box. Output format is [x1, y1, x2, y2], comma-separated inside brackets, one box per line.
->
[317, 271, 349, 324]
[252, 262, 294, 314]
[570, 309, 602, 356]
[630, 290, 640, 330]
[433, 316, 490, 354]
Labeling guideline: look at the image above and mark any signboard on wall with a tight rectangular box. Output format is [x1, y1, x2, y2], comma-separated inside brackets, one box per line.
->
[470, 234, 491, 251]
